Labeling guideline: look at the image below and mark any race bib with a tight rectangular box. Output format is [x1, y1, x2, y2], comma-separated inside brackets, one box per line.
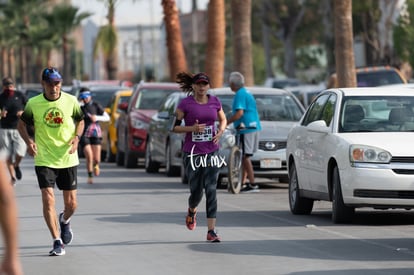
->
[192, 125, 213, 142]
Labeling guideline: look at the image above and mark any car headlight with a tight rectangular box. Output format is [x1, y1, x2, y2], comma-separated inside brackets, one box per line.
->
[349, 145, 391, 163]
[131, 118, 148, 129]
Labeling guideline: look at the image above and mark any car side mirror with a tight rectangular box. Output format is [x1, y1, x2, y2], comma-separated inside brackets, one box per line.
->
[307, 120, 329, 133]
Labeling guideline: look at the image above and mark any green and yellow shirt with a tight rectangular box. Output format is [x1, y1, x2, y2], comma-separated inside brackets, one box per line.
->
[20, 92, 84, 168]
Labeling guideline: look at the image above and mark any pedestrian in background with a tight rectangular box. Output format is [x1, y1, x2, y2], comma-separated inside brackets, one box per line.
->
[78, 87, 109, 184]
[174, 72, 226, 242]
[227, 71, 262, 193]
[17, 67, 84, 256]
[0, 149, 23, 275]
[0, 77, 27, 185]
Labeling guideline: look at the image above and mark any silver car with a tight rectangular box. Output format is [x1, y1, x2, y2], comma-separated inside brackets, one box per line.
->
[209, 87, 306, 184]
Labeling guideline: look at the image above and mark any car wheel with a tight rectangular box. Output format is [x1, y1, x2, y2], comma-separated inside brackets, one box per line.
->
[145, 140, 159, 173]
[106, 135, 116, 162]
[166, 142, 180, 177]
[124, 150, 138, 168]
[278, 175, 289, 183]
[288, 162, 314, 214]
[332, 166, 354, 223]
[216, 176, 226, 189]
[228, 146, 243, 194]
[115, 142, 125, 166]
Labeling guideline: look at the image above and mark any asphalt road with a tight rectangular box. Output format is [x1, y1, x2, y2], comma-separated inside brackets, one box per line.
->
[3, 156, 414, 275]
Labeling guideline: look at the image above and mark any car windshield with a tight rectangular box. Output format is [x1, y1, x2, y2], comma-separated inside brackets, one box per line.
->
[216, 94, 303, 121]
[90, 89, 121, 108]
[340, 96, 414, 132]
[135, 89, 178, 110]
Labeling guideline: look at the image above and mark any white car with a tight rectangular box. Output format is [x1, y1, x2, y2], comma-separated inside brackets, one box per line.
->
[286, 87, 414, 223]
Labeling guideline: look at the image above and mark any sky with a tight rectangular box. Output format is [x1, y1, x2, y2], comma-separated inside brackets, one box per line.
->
[71, 0, 210, 26]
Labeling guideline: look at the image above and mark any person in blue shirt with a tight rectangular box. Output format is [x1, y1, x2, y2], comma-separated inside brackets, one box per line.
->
[226, 72, 262, 193]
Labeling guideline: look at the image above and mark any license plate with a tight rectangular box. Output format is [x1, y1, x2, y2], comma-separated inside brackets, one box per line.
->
[260, 159, 281, 168]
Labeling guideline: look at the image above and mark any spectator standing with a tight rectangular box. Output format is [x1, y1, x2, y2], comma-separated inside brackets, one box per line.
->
[174, 72, 226, 242]
[227, 71, 262, 193]
[78, 88, 109, 184]
[17, 67, 85, 256]
[0, 149, 23, 275]
[0, 77, 27, 185]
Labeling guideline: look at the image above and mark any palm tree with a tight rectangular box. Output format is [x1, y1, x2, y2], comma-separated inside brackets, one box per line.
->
[205, 0, 225, 88]
[94, 0, 120, 80]
[0, 0, 48, 82]
[43, 4, 91, 84]
[334, 0, 356, 87]
[230, 0, 254, 85]
[162, 0, 187, 81]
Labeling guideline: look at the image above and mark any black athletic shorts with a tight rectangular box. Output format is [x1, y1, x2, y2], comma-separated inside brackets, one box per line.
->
[35, 166, 78, 190]
[81, 136, 102, 146]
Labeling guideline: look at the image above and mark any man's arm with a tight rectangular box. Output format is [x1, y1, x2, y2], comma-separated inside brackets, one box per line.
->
[227, 109, 244, 125]
[17, 119, 37, 156]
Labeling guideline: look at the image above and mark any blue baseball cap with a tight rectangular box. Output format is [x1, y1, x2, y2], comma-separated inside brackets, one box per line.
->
[42, 67, 62, 83]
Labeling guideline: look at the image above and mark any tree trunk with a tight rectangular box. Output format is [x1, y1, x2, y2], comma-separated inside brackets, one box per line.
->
[8, 48, 15, 81]
[261, 2, 273, 78]
[106, 50, 118, 80]
[334, 0, 356, 87]
[231, 0, 254, 86]
[63, 35, 71, 85]
[1, 47, 7, 77]
[205, 0, 225, 88]
[162, 0, 188, 81]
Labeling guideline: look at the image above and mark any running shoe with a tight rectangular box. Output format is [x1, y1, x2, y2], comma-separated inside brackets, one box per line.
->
[186, 209, 196, 230]
[87, 176, 93, 184]
[94, 164, 100, 176]
[240, 184, 260, 193]
[49, 240, 65, 256]
[207, 230, 221, 243]
[15, 166, 22, 180]
[59, 212, 73, 245]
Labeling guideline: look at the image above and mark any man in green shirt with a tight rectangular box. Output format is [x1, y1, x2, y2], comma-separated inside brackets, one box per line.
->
[17, 67, 84, 256]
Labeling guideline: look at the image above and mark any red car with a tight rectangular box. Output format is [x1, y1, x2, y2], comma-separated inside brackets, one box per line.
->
[116, 82, 181, 168]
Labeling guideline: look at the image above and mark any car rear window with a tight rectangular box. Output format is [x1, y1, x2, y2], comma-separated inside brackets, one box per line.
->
[135, 89, 178, 110]
[357, 70, 405, 87]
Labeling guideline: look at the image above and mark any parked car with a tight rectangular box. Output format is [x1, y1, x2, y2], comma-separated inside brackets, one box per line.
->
[329, 66, 407, 89]
[145, 92, 186, 176]
[286, 87, 414, 224]
[145, 91, 240, 190]
[356, 66, 407, 87]
[209, 87, 305, 183]
[104, 89, 133, 162]
[116, 82, 181, 168]
[264, 77, 302, 89]
[285, 84, 325, 108]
